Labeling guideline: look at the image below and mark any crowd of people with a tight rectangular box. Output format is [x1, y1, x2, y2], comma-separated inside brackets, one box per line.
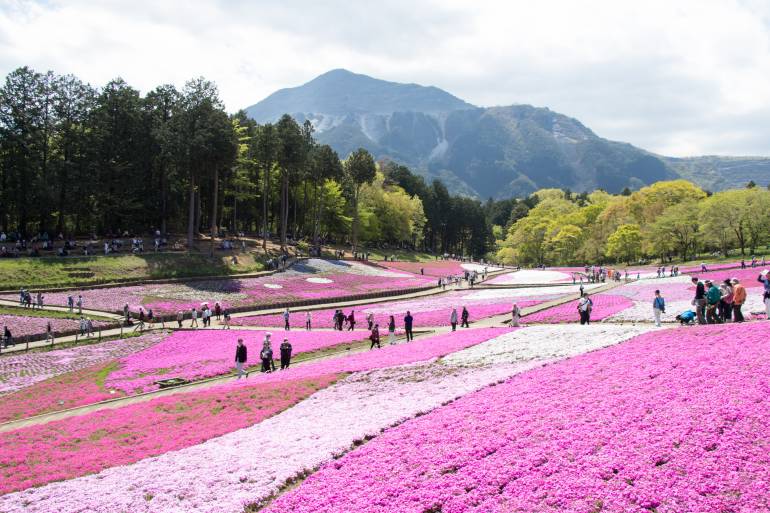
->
[672, 270, 770, 325]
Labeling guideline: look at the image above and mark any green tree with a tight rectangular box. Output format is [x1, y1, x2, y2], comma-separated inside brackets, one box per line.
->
[605, 224, 642, 263]
[343, 148, 376, 251]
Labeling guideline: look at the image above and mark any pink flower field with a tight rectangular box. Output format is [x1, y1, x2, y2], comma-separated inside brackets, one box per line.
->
[0, 259, 433, 315]
[265, 322, 770, 513]
[0, 373, 341, 494]
[0, 314, 111, 338]
[105, 329, 367, 393]
[522, 294, 633, 324]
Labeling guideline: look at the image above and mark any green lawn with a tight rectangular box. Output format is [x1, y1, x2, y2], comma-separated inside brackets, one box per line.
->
[0, 252, 265, 289]
[0, 305, 115, 322]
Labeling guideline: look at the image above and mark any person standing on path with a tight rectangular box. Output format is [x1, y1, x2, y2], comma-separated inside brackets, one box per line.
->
[176, 310, 183, 328]
[404, 311, 414, 341]
[76, 295, 83, 315]
[732, 278, 746, 322]
[388, 315, 396, 345]
[36, 291, 43, 309]
[260, 335, 275, 373]
[67, 295, 74, 313]
[652, 290, 665, 327]
[461, 307, 470, 328]
[450, 308, 458, 331]
[705, 280, 721, 324]
[758, 270, 770, 319]
[234, 339, 249, 378]
[577, 294, 592, 325]
[280, 338, 292, 369]
[511, 303, 521, 327]
[691, 277, 707, 325]
[46, 321, 54, 344]
[718, 279, 733, 322]
[190, 308, 198, 328]
[367, 312, 374, 330]
[283, 308, 290, 331]
[214, 302, 222, 321]
[79, 317, 87, 336]
[3, 325, 13, 347]
[369, 323, 381, 349]
[305, 311, 312, 330]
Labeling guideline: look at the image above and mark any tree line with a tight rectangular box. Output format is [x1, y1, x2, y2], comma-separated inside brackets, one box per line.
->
[0, 67, 492, 257]
[495, 180, 770, 265]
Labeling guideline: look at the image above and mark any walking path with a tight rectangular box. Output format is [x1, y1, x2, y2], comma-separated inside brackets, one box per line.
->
[0, 280, 620, 432]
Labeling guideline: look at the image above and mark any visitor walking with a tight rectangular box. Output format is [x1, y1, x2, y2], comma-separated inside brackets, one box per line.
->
[653, 290, 665, 327]
[36, 291, 43, 309]
[176, 310, 183, 328]
[214, 302, 222, 320]
[511, 303, 521, 327]
[369, 323, 381, 349]
[367, 312, 374, 330]
[732, 278, 746, 322]
[461, 307, 470, 328]
[577, 294, 592, 325]
[305, 311, 312, 330]
[46, 320, 54, 344]
[450, 308, 458, 331]
[387, 315, 396, 345]
[79, 316, 87, 336]
[404, 311, 414, 341]
[190, 308, 199, 328]
[67, 295, 74, 313]
[691, 277, 707, 325]
[235, 339, 249, 378]
[3, 325, 13, 347]
[280, 338, 292, 369]
[223, 309, 231, 329]
[347, 310, 356, 331]
[76, 295, 83, 315]
[283, 308, 290, 331]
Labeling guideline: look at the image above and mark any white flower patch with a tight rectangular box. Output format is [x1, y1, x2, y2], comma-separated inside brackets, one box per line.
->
[464, 284, 602, 301]
[303, 258, 412, 278]
[606, 294, 767, 322]
[491, 269, 572, 285]
[444, 324, 658, 366]
[306, 277, 333, 284]
[263, 284, 283, 289]
[625, 275, 693, 287]
[460, 263, 502, 273]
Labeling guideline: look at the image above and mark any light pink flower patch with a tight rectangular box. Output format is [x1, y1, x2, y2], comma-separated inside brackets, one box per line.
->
[522, 294, 633, 324]
[0, 314, 111, 338]
[265, 323, 770, 513]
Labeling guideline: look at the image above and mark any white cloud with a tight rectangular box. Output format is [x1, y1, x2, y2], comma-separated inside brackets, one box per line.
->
[2, 0, 770, 157]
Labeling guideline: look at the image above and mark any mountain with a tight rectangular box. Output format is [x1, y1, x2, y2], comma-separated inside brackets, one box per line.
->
[244, 70, 770, 198]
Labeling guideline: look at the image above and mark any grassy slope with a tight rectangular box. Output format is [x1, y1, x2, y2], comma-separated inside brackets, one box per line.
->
[0, 306, 114, 322]
[0, 252, 265, 289]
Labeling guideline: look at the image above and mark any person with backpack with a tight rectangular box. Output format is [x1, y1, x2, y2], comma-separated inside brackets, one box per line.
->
[260, 336, 275, 373]
[577, 294, 593, 325]
[234, 339, 249, 378]
[652, 290, 665, 327]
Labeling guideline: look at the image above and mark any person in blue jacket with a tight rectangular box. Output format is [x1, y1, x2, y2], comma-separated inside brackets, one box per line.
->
[653, 290, 665, 327]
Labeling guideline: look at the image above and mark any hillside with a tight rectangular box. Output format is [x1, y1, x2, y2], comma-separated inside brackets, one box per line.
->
[245, 69, 770, 197]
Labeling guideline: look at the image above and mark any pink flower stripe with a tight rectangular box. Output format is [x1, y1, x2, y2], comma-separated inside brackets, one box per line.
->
[685, 267, 766, 287]
[0, 314, 110, 338]
[522, 294, 633, 324]
[377, 260, 467, 277]
[104, 329, 367, 394]
[232, 300, 541, 329]
[0, 332, 167, 396]
[679, 260, 746, 273]
[266, 323, 770, 513]
[0, 373, 341, 495]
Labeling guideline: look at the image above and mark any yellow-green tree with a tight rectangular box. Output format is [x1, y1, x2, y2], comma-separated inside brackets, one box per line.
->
[605, 224, 642, 263]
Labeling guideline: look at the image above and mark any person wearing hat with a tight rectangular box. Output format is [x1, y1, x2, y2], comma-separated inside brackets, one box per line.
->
[691, 277, 707, 325]
[732, 278, 746, 322]
[705, 280, 721, 324]
[718, 279, 734, 322]
[758, 270, 770, 319]
[260, 333, 276, 372]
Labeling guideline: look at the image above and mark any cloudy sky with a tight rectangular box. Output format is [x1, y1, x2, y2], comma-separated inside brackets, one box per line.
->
[2, 0, 769, 157]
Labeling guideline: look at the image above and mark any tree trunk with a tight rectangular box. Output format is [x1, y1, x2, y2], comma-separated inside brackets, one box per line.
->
[209, 166, 219, 256]
[351, 186, 359, 253]
[262, 165, 269, 251]
[280, 172, 289, 249]
[186, 175, 196, 252]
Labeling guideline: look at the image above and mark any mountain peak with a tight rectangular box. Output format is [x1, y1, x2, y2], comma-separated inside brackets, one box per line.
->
[245, 69, 474, 122]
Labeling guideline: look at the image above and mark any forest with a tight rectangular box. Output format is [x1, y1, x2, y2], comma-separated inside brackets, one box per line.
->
[0, 67, 491, 256]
